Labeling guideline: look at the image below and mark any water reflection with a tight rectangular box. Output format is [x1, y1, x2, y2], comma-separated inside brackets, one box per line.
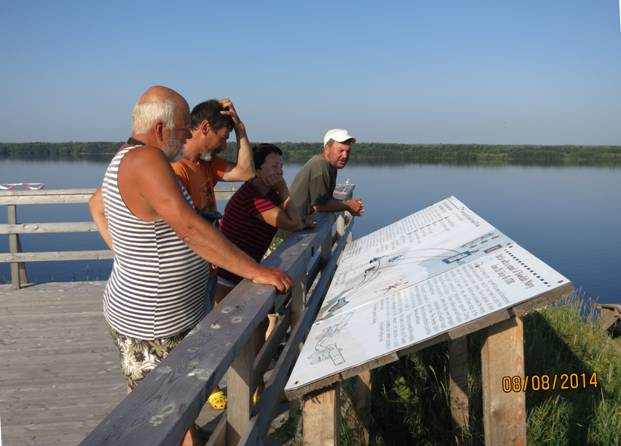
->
[0, 159, 619, 303]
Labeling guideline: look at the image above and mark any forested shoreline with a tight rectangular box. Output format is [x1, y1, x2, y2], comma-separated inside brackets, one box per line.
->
[1, 141, 621, 166]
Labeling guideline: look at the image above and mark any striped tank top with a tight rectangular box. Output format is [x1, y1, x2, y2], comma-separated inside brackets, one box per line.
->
[102, 145, 209, 339]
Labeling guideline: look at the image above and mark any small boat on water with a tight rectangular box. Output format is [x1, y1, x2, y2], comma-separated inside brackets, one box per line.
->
[0, 182, 45, 191]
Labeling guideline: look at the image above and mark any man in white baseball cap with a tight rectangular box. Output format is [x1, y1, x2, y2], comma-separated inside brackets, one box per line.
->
[289, 128, 365, 218]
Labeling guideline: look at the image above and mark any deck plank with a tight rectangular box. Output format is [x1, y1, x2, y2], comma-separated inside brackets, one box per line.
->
[0, 281, 126, 445]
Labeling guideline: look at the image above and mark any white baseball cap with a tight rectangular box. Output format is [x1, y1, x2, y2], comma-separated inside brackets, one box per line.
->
[323, 129, 356, 146]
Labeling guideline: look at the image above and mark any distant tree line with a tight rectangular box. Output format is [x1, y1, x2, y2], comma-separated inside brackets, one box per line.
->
[1, 141, 621, 166]
[0, 142, 119, 161]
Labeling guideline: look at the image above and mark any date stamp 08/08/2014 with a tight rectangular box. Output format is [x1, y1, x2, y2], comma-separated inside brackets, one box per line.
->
[502, 372, 599, 393]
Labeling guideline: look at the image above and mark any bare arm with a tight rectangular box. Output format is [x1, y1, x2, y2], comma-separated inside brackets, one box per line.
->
[131, 149, 291, 291]
[258, 197, 309, 231]
[219, 99, 255, 182]
[88, 187, 114, 250]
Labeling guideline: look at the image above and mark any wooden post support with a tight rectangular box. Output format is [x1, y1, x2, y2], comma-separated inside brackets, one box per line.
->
[288, 278, 306, 426]
[449, 336, 470, 442]
[481, 317, 526, 446]
[206, 417, 226, 446]
[320, 233, 333, 267]
[290, 279, 306, 329]
[227, 328, 259, 445]
[350, 370, 372, 444]
[303, 383, 341, 446]
[7, 204, 28, 289]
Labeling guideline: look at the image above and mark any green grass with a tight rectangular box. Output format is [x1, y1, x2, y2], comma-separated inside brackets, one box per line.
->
[362, 292, 620, 445]
[279, 292, 620, 445]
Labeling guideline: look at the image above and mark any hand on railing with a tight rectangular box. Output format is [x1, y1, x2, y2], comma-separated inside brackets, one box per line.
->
[252, 266, 293, 293]
[343, 197, 365, 216]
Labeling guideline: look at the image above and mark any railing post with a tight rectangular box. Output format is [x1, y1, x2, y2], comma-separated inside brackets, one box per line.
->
[7, 204, 28, 289]
[227, 327, 260, 445]
[300, 214, 349, 446]
[449, 336, 469, 443]
[348, 370, 372, 444]
[481, 317, 526, 446]
[302, 383, 341, 446]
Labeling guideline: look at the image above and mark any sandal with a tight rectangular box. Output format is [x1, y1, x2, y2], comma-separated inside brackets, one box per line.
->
[208, 389, 227, 410]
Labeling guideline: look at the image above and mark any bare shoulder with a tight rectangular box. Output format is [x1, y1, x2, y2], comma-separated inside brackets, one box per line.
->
[122, 145, 170, 172]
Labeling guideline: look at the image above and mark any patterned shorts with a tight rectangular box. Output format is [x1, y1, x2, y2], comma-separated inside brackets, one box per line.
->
[107, 324, 191, 391]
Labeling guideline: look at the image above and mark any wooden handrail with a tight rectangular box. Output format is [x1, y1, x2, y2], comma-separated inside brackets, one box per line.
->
[0, 187, 238, 288]
[2, 184, 356, 445]
[80, 211, 353, 445]
[0, 187, 236, 205]
[0, 250, 114, 262]
[242, 218, 352, 444]
[0, 222, 99, 234]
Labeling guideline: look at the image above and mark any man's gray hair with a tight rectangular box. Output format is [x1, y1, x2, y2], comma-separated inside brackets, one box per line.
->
[131, 99, 176, 133]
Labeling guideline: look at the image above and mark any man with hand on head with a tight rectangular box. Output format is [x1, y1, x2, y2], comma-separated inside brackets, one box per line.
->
[289, 128, 365, 218]
[170, 98, 255, 411]
[171, 98, 254, 220]
[88, 85, 292, 446]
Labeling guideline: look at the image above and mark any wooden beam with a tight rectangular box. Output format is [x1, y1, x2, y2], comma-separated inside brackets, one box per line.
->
[227, 328, 259, 445]
[596, 303, 621, 333]
[449, 337, 469, 442]
[253, 307, 291, 386]
[290, 279, 306, 330]
[7, 204, 27, 289]
[81, 213, 336, 446]
[0, 250, 114, 263]
[0, 188, 236, 205]
[346, 371, 372, 445]
[510, 283, 574, 317]
[481, 317, 526, 446]
[240, 221, 353, 445]
[0, 222, 98, 234]
[205, 416, 226, 446]
[0, 188, 95, 205]
[302, 384, 341, 446]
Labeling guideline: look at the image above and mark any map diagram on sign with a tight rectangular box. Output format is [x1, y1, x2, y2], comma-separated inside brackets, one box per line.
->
[285, 196, 571, 394]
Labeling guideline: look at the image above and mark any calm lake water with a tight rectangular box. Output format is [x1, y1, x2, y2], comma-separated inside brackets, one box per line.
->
[0, 159, 619, 304]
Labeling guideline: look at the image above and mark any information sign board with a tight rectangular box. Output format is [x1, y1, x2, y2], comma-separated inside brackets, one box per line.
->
[285, 197, 570, 394]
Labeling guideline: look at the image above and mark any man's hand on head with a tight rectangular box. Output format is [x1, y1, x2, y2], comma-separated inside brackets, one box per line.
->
[219, 98, 245, 133]
[344, 197, 365, 216]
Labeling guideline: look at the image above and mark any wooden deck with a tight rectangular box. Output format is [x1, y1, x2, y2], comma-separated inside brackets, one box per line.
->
[0, 281, 125, 445]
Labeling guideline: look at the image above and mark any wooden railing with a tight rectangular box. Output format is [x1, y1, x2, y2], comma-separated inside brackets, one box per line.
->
[80, 188, 355, 445]
[0, 187, 236, 288]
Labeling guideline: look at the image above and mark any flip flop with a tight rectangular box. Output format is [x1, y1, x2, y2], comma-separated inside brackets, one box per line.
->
[208, 389, 227, 410]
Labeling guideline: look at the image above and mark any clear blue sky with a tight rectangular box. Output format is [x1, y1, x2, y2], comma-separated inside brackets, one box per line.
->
[1, 0, 620, 144]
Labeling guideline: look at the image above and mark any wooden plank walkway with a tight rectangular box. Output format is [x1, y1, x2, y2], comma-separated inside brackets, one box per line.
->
[0, 281, 126, 445]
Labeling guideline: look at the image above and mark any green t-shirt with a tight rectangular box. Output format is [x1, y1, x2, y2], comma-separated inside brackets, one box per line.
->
[290, 154, 337, 217]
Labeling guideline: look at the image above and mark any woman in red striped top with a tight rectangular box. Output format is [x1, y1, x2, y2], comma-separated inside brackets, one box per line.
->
[215, 144, 314, 385]
[217, 143, 313, 291]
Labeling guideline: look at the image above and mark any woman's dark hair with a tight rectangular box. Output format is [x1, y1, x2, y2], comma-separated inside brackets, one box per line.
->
[253, 143, 283, 169]
[190, 100, 234, 130]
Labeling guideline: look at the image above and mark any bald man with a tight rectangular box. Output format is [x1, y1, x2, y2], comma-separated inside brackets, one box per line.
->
[89, 86, 291, 445]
